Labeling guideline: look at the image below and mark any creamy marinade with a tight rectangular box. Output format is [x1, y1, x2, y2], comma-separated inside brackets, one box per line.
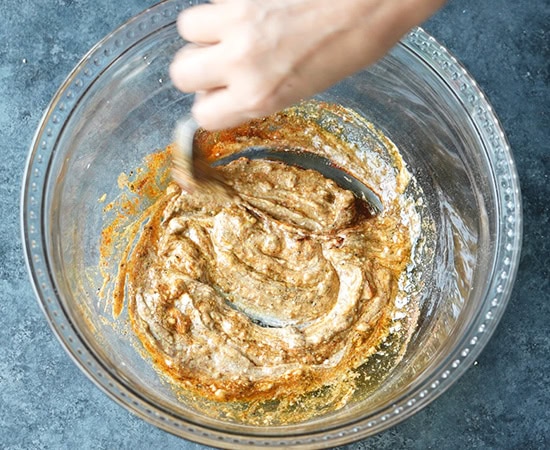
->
[101, 101, 430, 424]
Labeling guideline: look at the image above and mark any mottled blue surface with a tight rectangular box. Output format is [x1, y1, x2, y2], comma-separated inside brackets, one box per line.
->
[1, 0, 548, 448]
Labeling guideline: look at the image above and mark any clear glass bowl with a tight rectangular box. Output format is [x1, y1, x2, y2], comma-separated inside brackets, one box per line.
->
[21, 0, 522, 448]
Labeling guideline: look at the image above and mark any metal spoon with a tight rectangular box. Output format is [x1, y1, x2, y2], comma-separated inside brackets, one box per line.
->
[172, 116, 383, 215]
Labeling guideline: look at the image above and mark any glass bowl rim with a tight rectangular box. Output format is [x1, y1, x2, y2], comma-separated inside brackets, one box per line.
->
[20, 0, 523, 447]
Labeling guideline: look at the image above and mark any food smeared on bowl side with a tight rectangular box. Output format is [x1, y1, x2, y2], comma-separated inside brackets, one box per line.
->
[100, 101, 431, 424]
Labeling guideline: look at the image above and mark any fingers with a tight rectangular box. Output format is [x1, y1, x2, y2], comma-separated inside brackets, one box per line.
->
[192, 88, 246, 130]
[171, 1, 294, 130]
[192, 85, 286, 131]
[193, 88, 271, 131]
[172, 3, 235, 93]
[177, 4, 226, 44]
[169, 44, 227, 93]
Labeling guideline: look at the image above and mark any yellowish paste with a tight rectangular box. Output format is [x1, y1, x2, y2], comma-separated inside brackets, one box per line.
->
[102, 101, 428, 423]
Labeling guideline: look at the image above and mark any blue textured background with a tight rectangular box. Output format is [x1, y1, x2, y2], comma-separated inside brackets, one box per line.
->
[1, 0, 548, 448]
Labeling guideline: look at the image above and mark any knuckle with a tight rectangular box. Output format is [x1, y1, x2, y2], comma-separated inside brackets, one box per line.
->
[192, 107, 227, 131]
[226, 30, 259, 64]
[243, 86, 277, 117]
[169, 62, 188, 92]
[169, 58, 193, 92]
[176, 11, 191, 38]
[191, 105, 212, 129]
[233, 0, 262, 22]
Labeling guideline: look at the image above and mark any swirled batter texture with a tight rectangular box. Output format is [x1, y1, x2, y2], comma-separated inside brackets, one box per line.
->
[117, 103, 420, 406]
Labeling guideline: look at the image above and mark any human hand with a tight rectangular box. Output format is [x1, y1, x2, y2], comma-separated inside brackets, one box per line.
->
[170, 0, 445, 130]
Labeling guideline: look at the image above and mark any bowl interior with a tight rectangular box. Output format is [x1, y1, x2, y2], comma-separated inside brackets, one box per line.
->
[25, 2, 520, 445]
